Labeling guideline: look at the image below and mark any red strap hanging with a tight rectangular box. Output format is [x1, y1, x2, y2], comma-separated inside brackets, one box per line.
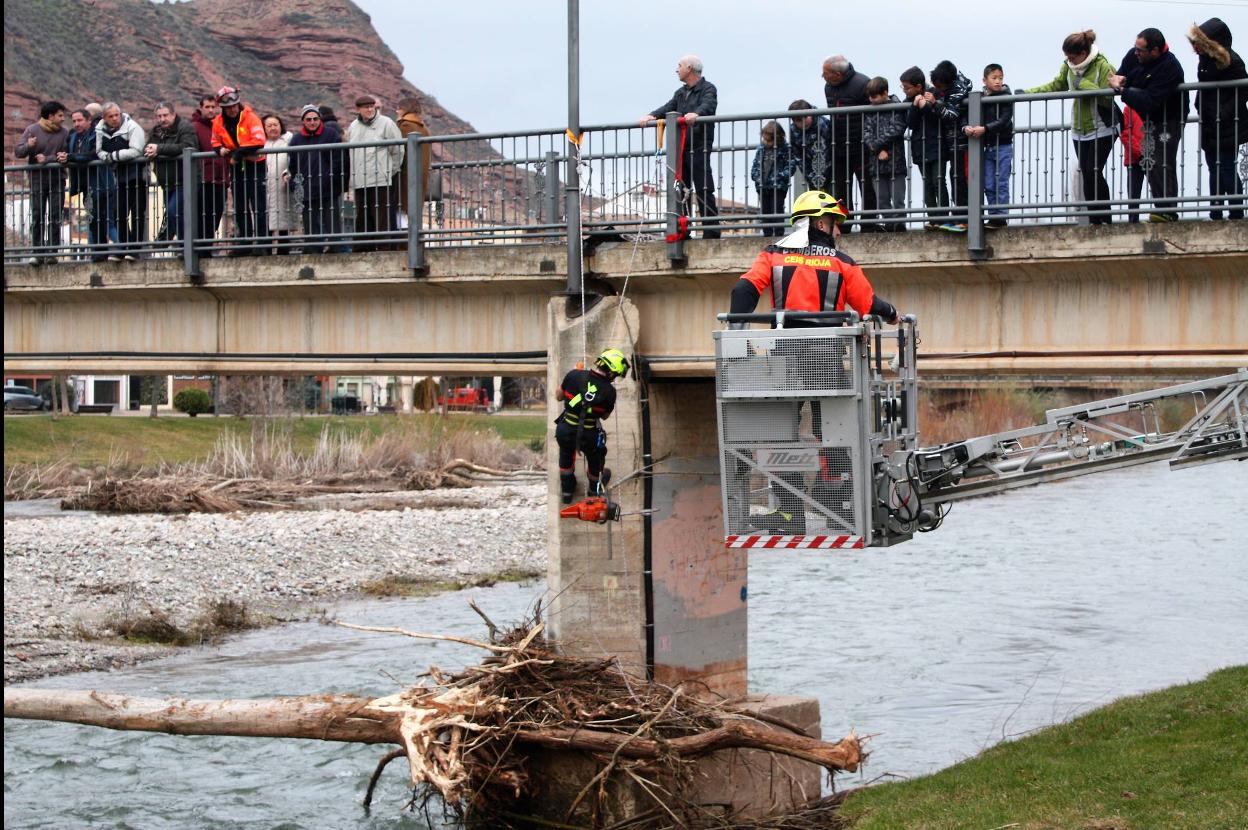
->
[672, 116, 689, 182]
[665, 215, 689, 243]
[662, 117, 691, 243]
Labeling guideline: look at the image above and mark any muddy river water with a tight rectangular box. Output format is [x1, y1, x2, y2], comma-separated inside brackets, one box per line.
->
[4, 461, 1246, 828]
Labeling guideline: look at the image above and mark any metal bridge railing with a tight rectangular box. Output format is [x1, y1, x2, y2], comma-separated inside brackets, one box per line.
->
[4, 79, 1244, 274]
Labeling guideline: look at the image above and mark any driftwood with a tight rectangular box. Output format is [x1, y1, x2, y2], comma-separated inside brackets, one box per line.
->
[3, 614, 864, 828]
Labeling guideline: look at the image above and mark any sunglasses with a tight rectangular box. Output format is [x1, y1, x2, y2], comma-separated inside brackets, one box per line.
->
[303, 115, 321, 121]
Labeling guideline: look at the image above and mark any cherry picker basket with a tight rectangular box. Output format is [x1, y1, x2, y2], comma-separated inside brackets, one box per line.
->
[714, 311, 919, 549]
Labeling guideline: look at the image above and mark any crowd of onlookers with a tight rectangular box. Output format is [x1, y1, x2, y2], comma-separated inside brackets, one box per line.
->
[640, 19, 1245, 236]
[10, 18, 1247, 264]
[12, 88, 432, 264]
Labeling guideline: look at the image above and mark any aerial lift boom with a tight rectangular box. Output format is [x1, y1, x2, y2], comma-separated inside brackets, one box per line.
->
[713, 312, 1246, 549]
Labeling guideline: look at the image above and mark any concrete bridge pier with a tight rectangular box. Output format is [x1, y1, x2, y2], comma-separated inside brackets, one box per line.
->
[545, 296, 822, 820]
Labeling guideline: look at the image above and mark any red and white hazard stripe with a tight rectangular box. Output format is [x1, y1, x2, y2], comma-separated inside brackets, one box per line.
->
[725, 535, 865, 550]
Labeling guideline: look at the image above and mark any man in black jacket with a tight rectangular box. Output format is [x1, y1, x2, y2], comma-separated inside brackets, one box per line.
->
[145, 103, 199, 243]
[286, 105, 350, 254]
[1111, 28, 1188, 221]
[926, 61, 973, 230]
[822, 56, 876, 230]
[1189, 18, 1246, 220]
[640, 55, 720, 239]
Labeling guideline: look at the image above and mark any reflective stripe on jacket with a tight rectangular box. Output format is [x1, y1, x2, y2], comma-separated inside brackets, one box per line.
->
[210, 105, 266, 160]
[738, 244, 877, 317]
[556, 369, 616, 429]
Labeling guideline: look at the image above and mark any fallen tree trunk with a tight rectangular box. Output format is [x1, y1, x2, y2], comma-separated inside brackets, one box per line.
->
[3, 689, 396, 744]
[3, 689, 859, 772]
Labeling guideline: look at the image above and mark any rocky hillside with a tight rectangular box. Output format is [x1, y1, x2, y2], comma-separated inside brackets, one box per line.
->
[3, 0, 479, 156]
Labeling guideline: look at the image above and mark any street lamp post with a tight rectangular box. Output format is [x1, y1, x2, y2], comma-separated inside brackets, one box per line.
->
[565, 0, 584, 300]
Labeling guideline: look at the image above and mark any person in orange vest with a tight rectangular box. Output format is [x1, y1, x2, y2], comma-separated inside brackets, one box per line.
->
[729, 190, 898, 325]
[210, 86, 267, 255]
[728, 191, 898, 534]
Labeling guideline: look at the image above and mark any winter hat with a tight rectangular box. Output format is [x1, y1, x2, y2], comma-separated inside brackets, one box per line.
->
[300, 104, 321, 119]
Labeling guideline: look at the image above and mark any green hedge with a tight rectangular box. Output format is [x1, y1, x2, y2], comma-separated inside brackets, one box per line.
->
[173, 388, 212, 416]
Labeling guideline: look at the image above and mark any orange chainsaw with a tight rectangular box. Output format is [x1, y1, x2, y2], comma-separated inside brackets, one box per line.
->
[559, 496, 621, 523]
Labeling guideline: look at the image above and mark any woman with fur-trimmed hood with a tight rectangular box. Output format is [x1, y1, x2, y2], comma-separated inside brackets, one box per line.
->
[1189, 17, 1246, 219]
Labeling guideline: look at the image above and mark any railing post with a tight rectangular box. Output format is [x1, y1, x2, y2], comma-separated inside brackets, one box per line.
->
[182, 148, 201, 281]
[543, 150, 561, 227]
[664, 111, 686, 266]
[407, 132, 425, 276]
[966, 90, 987, 258]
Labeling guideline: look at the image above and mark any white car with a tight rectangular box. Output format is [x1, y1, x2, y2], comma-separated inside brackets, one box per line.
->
[3, 385, 49, 411]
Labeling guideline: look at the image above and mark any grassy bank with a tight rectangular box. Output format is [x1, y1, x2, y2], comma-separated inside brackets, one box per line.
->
[842, 665, 1248, 829]
[3, 412, 546, 469]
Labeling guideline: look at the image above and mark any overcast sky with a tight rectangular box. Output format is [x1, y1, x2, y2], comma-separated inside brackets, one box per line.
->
[355, 0, 1244, 133]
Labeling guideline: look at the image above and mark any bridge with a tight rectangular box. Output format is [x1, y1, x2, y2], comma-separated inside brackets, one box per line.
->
[5, 220, 1245, 384]
[7, 80, 1248, 387]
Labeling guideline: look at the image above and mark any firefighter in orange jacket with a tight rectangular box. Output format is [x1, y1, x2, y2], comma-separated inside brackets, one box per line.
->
[727, 191, 898, 534]
[210, 86, 268, 253]
[729, 190, 898, 325]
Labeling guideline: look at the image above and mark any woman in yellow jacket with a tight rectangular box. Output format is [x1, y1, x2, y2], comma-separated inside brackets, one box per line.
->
[210, 86, 268, 253]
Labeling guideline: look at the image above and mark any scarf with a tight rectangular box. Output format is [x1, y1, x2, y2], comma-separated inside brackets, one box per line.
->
[1067, 44, 1100, 76]
[38, 117, 59, 133]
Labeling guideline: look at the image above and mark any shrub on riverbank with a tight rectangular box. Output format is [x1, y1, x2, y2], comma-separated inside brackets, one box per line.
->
[173, 388, 213, 416]
[841, 665, 1248, 828]
[93, 599, 260, 646]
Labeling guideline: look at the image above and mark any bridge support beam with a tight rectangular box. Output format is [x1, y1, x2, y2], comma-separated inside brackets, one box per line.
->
[544, 295, 821, 817]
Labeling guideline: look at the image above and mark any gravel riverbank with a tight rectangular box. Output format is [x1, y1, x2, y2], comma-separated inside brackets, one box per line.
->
[3, 485, 546, 683]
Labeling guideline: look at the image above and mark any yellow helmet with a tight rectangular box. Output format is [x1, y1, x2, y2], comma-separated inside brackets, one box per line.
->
[595, 348, 630, 378]
[789, 190, 849, 225]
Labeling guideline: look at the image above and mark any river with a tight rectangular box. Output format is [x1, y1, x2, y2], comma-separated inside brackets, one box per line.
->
[4, 461, 1246, 828]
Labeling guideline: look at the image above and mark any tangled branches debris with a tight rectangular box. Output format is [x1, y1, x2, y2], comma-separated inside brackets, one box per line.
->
[338, 607, 864, 829]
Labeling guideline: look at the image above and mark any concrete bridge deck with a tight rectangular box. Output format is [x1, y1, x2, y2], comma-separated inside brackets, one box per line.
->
[5, 221, 1246, 383]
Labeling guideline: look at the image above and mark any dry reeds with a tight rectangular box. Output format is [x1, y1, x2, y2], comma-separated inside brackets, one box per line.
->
[95, 599, 259, 646]
[9, 418, 542, 514]
[919, 387, 1064, 446]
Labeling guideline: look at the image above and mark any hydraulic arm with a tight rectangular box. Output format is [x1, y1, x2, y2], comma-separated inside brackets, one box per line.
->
[908, 370, 1247, 510]
[714, 312, 1246, 549]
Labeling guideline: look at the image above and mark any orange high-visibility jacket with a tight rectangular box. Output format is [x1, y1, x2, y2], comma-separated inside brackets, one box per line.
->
[210, 105, 266, 161]
[735, 243, 880, 317]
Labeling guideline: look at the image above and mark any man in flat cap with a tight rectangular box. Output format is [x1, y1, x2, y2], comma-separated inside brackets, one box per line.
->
[344, 94, 404, 250]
